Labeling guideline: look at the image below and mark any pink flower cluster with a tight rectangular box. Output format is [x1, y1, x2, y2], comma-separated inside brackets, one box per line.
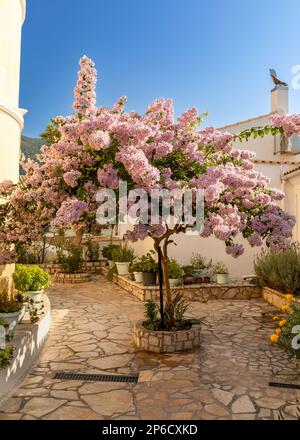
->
[270, 114, 300, 137]
[72, 55, 97, 117]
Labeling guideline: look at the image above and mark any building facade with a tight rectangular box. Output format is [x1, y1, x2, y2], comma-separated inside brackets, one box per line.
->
[0, 0, 26, 294]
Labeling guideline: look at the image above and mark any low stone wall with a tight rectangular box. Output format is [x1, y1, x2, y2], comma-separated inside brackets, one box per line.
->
[0, 295, 51, 404]
[262, 286, 300, 309]
[133, 320, 201, 353]
[53, 272, 92, 284]
[34, 260, 107, 275]
[101, 269, 262, 302]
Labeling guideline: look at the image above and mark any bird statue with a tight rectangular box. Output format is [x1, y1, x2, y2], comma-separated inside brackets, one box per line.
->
[270, 69, 288, 87]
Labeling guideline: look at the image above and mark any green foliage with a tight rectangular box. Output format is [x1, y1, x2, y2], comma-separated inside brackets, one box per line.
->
[15, 243, 41, 264]
[0, 291, 24, 313]
[86, 240, 100, 261]
[40, 117, 62, 146]
[20, 136, 44, 174]
[235, 125, 283, 143]
[131, 259, 143, 273]
[278, 304, 300, 359]
[0, 346, 14, 369]
[168, 259, 183, 279]
[139, 251, 158, 273]
[107, 264, 117, 281]
[190, 253, 207, 270]
[111, 244, 135, 263]
[144, 300, 158, 330]
[101, 244, 119, 260]
[212, 261, 228, 275]
[61, 247, 82, 273]
[143, 291, 190, 331]
[254, 245, 300, 295]
[13, 265, 50, 292]
[182, 265, 194, 276]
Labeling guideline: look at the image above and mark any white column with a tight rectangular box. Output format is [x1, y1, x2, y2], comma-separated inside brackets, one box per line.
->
[0, 0, 26, 183]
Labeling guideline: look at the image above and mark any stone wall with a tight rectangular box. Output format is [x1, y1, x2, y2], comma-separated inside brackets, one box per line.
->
[0, 264, 15, 300]
[262, 286, 300, 309]
[34, 260, 108, 275]
[53, 272, 92, 284]
[133, 320, 201, 353]
[102, 270, 262, 302]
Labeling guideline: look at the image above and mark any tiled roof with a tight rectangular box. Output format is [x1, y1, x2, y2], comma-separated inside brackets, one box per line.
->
[283, 165, 300, 177]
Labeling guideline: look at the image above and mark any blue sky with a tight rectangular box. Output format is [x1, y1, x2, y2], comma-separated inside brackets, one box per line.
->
[21, 0, 300, 138]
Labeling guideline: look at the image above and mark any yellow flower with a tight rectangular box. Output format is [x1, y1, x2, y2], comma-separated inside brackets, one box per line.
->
[281, 305, 290, 312]
[275, 328, 282, 335]
[285, 294, 294, 302]
[270, 334, 279, 343]
[279, 319, 287, 327]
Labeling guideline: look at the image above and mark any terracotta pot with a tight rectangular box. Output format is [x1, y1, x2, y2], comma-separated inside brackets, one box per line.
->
[194, 277, 203, 285]
[183, 274, 194, 285]
[203, 276, 211, 284]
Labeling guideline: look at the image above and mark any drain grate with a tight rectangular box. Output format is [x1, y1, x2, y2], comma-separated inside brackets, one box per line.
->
[53, 372, 139, 383]
[269, 382, 300, 390]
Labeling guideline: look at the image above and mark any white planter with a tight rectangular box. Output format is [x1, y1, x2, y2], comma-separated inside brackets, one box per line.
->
[169, 278, 181, 288]
[108, 260, 114, 269]
[115, 262, 130, 276]
[101, 229, 113, 237]
[0, 306, 25, 331]
[134, 272, 144, 283]
[26, 290, 43, 303]
[216, 273, 229, 284]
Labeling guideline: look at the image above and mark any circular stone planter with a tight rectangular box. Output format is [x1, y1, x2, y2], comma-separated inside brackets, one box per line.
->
[53, 272, 91, 284]
[133, 320, 201, 353]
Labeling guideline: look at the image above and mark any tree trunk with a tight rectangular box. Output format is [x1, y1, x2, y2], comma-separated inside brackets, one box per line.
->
[73, 226, 85, 247]
[162, 237, 171, 304]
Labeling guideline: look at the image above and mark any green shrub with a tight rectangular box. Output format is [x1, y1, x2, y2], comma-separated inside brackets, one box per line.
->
[111, 244, 135, 263]
[102, 244, 119, 260]
[0, 346, 13, 369]
[15, 243, 41, 264]
[190, 253, 208, 270]
[13, 265, 50, 292]
[168, 259, 183, 279]
[182, 265, 194, 276]
[143, 291, 190, 331]
[61, 247, 82, 273]
[139, 252, 158, 273]
[86, 240, 100, 261]
[212, 261, 228, 274]
[107, 264, 117, 281]
[254, 245, 300, 295]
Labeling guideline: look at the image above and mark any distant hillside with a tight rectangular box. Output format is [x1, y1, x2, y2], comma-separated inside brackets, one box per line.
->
[20, 136, 44, 174]
[21, 135, 44, 161]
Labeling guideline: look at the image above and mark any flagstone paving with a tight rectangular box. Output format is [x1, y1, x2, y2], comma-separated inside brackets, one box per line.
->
[0, 275, 299, 420]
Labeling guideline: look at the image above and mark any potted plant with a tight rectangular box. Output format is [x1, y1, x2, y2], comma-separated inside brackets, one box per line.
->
[131, 258, 144, 283]
[190, 253, 207, 280]
[0, 291, 25, 331]
[61, 247, 82, 273]
[140, 252, 158, 286]
[102, 244, 120, 268]
[182, 265, 194, 285]
[13, 264, 50, 302]
[86, 239, 100, 262]
[111, 244, 135, 276]
[212, 261, 229, 284]
[168, 259, 183, 288]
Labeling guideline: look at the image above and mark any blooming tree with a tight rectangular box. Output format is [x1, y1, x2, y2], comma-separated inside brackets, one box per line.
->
[0, 55, 298, 304]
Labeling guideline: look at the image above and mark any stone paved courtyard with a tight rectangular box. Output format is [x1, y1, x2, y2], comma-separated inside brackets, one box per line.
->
[0, 275, 299, 420]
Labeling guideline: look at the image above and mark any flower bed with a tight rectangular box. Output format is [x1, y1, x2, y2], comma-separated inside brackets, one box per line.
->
[101, 268, 262, 302]
[53, 272, 92, 284]
[262, 286, 300, 309]
[133, 320, 201, 353]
